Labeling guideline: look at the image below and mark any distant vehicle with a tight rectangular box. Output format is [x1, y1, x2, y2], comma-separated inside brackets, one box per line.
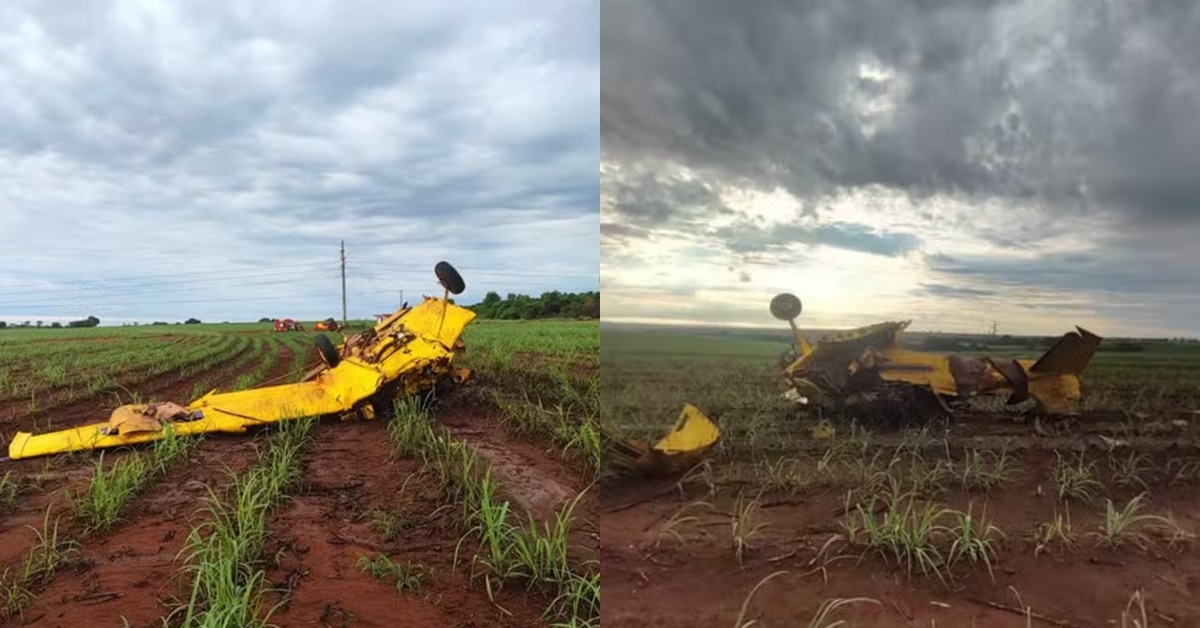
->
[273, 318, 304, 332]
[314, 318, 341, 332]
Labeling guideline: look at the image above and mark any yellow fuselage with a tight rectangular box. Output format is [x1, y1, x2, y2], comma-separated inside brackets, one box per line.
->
[6, 297, 476, 460]
[783, 323, 1086, 415]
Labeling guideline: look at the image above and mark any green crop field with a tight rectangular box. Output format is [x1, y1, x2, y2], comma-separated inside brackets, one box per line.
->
[0, 318, 600, 627]
[601, 326, 1200, 444]
[603, 329, 1200, 628]
[0, 318, 599, 414]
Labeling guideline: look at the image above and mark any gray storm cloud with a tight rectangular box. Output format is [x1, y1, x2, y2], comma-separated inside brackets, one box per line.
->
[601, 0, 1200, 334]
[0, 0, 599, 322]
[602, 0, 1200, 223]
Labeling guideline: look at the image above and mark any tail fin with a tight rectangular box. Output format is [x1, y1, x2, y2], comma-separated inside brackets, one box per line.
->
[1030, 327, 1102, 375]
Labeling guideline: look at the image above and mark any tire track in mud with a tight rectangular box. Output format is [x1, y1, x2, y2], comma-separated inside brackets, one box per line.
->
[261, 417, 544, 628]
[438, 407, 584, 522]
[436, 400, 599, 567]
[0, 342, 290, 626]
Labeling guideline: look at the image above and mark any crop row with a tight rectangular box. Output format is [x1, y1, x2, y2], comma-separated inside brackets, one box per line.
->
[388, 397, 599, 626]
[0, 336, 211, 401]
[464, 320, 599, 360]
[0, 426, 200, 619]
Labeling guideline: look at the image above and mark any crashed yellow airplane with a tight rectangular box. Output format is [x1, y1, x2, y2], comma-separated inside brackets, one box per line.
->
[769, 292, 1102, 422]
[5, 262, 475, 461]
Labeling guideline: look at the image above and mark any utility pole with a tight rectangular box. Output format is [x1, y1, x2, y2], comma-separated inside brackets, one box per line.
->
[340, 241, 347, 329]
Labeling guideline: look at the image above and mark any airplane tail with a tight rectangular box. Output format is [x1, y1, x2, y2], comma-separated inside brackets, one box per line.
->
[1030, 327, 1103, 375]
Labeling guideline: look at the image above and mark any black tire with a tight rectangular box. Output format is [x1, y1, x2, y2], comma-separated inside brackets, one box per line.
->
[770, 293, 803, 321]
[434, 261, 466, 295]
[315, 334, 341, 368]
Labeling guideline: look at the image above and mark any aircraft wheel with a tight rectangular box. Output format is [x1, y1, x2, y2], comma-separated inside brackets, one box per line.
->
[435, 261, 466, 295]
[769, 293, 803, 321]
[315, 334, 341, 368]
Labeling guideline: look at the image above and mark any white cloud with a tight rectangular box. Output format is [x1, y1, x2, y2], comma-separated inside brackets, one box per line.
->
[0, 0, 598, 324]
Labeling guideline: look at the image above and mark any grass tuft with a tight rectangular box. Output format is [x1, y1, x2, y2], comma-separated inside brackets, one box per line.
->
[1053, 452, 1103, 503]
[171, 417, 314, 628]
[1093, 493, 1167, 549]
[356, 554, 430, 593]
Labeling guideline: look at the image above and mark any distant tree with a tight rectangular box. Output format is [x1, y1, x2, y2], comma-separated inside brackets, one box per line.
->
[582, 295, 599, 318]
[152, 321, 169, 326]
[23, 321, 30, 328]
[36, 321, 43, 328]
[51, 322, 62, 328]
[258, 317, 272, 323]
[0, 321, 6, 329]
[184, 318, 201, 325]
[467, 290, 600, 320]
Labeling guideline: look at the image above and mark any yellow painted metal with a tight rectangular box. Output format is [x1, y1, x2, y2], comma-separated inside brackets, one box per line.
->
[7, 295, 477, 461]
[811, 420, 835, 440]
[782, 316, 1098, 416]
[651, 403, 721, 456]
[607, 404, 722, 476]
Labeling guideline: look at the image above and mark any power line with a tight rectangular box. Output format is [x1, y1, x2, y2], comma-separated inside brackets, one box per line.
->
[0, 258, 589, 300]
[0, 274, 342, 308]
[0, 265, 589, 308]
[0, 292, 344, 309]
[0, 240, 594, 316]
[347, 261, 594, 278]
[0, 265, 338, 299]
[0, 260, 332, 293]
[348, 270, 594, 285]
[0, 285, 596, 319]
[340, 240, 347, 329]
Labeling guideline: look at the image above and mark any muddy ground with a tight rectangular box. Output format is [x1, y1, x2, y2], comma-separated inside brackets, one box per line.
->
[601, 431, 1200, 628]
[1, 341, 590, 627]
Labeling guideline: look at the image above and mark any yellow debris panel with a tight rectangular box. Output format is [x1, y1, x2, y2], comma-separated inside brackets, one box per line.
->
[604, 404, 722, 476]
[652, 403, 721, 455]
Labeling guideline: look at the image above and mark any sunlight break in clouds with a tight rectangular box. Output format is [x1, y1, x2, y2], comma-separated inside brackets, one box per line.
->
[601, 0, 1200, 338]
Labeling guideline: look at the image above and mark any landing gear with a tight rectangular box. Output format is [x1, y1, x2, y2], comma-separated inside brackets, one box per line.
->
[315, 334, 341, 368]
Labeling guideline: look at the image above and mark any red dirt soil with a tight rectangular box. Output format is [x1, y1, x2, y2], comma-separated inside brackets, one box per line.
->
[0, 342, 266, 575]
[20, 435, 261, 628]
[2, 340, 594, 627]
[438, 401, 599, 565]
[601, 448, 1200, 627]
[439, 406, 583, 522]
[263, 418, 545, 628]
[0, 343, 286, 626]
[3, 352, 590, 627]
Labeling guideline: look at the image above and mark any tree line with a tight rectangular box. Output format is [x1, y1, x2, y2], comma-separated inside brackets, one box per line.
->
[469, 291, 599, 320]
[0, 290, 601, 331]
[0, 315, 99, 329]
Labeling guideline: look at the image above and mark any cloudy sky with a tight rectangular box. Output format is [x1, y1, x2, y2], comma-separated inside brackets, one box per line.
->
[602, 0, 1200, 337]
[0, 0, 597, 325]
